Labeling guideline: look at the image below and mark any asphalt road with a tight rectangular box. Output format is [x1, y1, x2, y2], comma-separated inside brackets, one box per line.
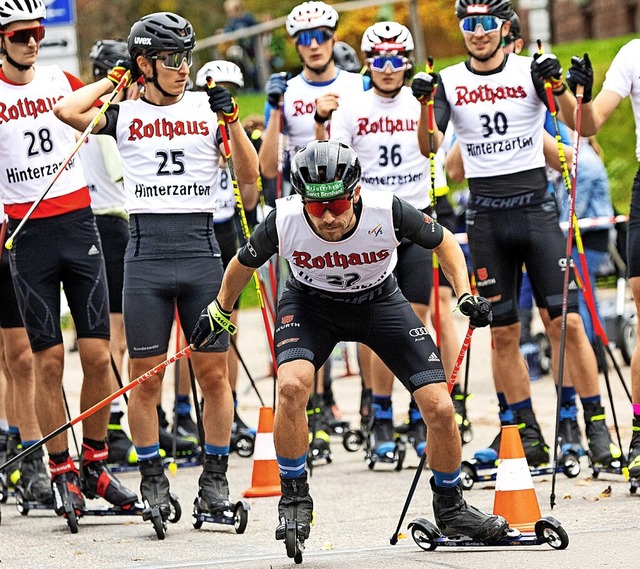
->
[0, 304, 638, 569]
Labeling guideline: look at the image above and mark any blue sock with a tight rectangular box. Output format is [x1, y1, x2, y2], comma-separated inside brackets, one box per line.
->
[432, 468, 461, 488]
[135, 443, 160, 461]
[277, 453, 307, 478]
[21, 440, 39, 449]
[581, 395, 601, 407]
[8, 425, 19, 436]
[511, 398, 532, 411]
[204, 444, 230, 457]
[561, 387, 577, 407]
[177, 395, 191, 417]
[497, 392, 513, 423]
[372, 395, 392, 420]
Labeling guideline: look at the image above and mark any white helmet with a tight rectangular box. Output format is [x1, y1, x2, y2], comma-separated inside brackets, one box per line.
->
[286, 1, 338, 37]
[0, 0, 46, 26]
[196, 60, 244, 89]
[361, 21, 414, 55]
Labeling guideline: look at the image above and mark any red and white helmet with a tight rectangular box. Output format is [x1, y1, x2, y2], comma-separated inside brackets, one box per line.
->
[360, 21, 414, 55]
[195, 60, 244, 89]
[286, 1, 339, 37]
[0, 0, 46, 26]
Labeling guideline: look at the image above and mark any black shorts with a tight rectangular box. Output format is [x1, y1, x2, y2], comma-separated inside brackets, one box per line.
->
[466, 200, 578, 326]
[7, 207, 110, 351]
[0, 237, 23, 329]
[123, 256, 227, 358]
[628, 166, 640, 278]
[95, 214, 129, 314]
[394, 238, 432, 305]
[274, 284, 445, 394]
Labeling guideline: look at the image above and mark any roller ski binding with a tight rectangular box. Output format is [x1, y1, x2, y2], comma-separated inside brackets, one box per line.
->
[192, 454, 249, 532]
[366, 417, 405, 470]
[230, 411, 255, 458]
[628, 418, 640, 494]
[48, 457, 86, 533]
[584, 404, 625, 478]
[139, 456, 181, 540]
[275, 475, 313, 564]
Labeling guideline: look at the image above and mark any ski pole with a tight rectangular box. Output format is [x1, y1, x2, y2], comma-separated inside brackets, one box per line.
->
[390, 325, 475, 545]
[0, 345, 192, 473]
[5, 70, 131, 250]
[231, 337, 265, 406]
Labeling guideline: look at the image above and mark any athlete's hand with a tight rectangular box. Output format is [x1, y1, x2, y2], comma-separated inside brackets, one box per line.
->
[191, 299, 238, 350]
[314, 93, 339, 123]
[532, 53, 565, 94]
[566, 53, 593, 104]
[106, 59, 141, 88]
[411, 71, 438, 104]
[207, 84, 239, 124]
[456, 293, 492, 328]
[266, 72, 290, 107]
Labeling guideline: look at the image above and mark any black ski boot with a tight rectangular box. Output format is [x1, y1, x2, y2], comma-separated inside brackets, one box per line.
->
[177, 413, 200, 439]
[107, 426, 136, 465]
[307, 396, 332, 465]
[0, 430, 7, 494]
[404, 419, 427, 457]
[196, 454, 233, 515]
[80, 444, 138, 507]
[276, 475, 314, 562]
[49, 456, 86, 516]
[5, 432, 22, 488]
[452, 387, 473, 444]
[16, 447, 54, 505]
[513, 408, 550, 466]
[430, 477, 509, 540]
[558, 404, 585, 457]
[628, 418, 640, 479]
[139, 456, 172, 521]
[370, 417, 397, 456]
[584, 404, 622, 466]
[157, 406, 200, 458]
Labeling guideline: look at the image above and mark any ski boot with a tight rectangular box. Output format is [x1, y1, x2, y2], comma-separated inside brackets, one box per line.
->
[628, 418, 640, 494]
[4, 432, 22, 498]
[139, 455, 175, 539]
[80, 444, 138, 508]
[321, 393, 350, 436]
[520, 342, 542, 381]
[366, 417, 405, 470]
[0, 430, 8, 502]
[107, 426, 137, 467]
[451, 388, 473, 444]
[513, 408, 550, 467]
[558, 404, 585, 457]
[306, 397, 332, 467]
[157, 406, 201, 464]
[584, 404, 623, 474]
[192, 454, 249, 532]
[430, 477, 509, 541]
[397, 418, 427, 458]
[14, 447, 54, 506]
[49, 456, 85, 533]
[176, 413, 199, 440]
[231, 409, 256, 458]
[275, 475, 314, 564]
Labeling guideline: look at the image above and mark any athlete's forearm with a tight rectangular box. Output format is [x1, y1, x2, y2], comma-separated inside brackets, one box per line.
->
[53, 78, 112, 133]
[217, 256, 258, 310]
[417, 104, 443, 157]
[258, 108, 282, 179]
[227, 120, 260, 185]
[433, 229, 471, 299]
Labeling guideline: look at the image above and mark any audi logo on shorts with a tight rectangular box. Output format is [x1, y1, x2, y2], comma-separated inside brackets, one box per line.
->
[409, 327, 429, 337]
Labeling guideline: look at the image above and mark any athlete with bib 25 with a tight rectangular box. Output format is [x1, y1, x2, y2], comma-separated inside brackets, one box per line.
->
[0, 0, 138, 522]
[190, 140, 509, 561]
[412, 0, 621, 468]
[54, 12, 259, 535]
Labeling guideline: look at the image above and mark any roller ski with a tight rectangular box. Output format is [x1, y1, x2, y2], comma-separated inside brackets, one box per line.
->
[583, 404, 625, 478]
[12, 447, 54, 509]
[306, 397, 332, 468]
[366, 417, 405, 470]
[629, 418, 640, 494]
[139, 456, 181, 540]
[341, 387, 372, 452]
[230, 411, 255, 458]
[275, 475, 314, 564]
[192, 454, 249, 532]
[48, 456, 86, 533]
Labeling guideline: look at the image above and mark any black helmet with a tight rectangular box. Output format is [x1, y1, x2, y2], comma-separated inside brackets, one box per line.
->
[333, 41, 361, 73]
[455, 0, 513, 21]
[127, 12, 195, 61]
[290, 140, 361, 200]
[90, 40, 129, 79]
[506, 11, 521, 41]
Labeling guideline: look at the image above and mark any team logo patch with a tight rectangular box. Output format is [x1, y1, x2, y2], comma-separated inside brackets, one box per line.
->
[428, 352, 440, 362]
[368, 224, 383, 237]
[423, 214, 433, 224]
[477, 267, 488, 281]
[277, 337, 299, 348]
[281, 315, 294, 325]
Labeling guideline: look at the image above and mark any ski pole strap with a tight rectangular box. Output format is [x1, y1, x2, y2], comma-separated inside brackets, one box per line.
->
[208, 299, 238, 335]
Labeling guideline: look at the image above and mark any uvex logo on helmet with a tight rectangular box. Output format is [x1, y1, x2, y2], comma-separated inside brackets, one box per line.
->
[466, 4, 490, 14]
[134, 37, 152, 45]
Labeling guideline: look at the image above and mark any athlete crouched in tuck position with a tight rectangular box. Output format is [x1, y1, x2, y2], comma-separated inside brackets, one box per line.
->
[54, 11, 260, 524]
[191, 140, 509, 552]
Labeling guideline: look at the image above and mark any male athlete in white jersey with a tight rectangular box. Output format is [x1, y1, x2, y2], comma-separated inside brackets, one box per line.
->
[55, 11, 260, 525]
[191, 140, 509, 556]
[411, 0, 621, 468]
[565, 39, 640, 480]
[0, 0, 137, 517]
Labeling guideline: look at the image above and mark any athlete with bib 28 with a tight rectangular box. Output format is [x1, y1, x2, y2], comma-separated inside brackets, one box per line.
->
[190, 140, 509, 559]
[54, 12, 260, 532]
[412, 0, 621, 468]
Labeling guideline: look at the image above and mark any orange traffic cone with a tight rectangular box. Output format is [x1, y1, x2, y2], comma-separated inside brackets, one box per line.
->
[492, 424, 541, 532]
[243, 406, 281, 498]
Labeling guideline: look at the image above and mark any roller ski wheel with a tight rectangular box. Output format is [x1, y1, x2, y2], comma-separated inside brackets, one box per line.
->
[15, 487, 29, 516]
[142, 503, 167, 540]
[66, 507, 79, 534]
[231, 432, 255, 458]
[191, 497, 249, 533]
[534, 332, 551, 374]
[459, 421, 473, 445]
[629, 477, 639, 495]
[460, 461, 476, 491]
[535, 516, 569, 550]
[0, 474, 8, 503]
[559, 449, 581, 478]
[307, 436, 332, 467]
[342, 429, 365, 452]
[285, 519, 304, 564]
[619, 314, 637, 366]
[168, 493, 181, 523]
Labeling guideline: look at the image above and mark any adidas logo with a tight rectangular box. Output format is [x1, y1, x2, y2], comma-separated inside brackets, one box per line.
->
[428, 352, 440, 362]
[88, 244, 99, 256]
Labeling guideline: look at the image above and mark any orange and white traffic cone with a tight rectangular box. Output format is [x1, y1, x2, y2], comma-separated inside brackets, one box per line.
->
[243, 406, 281, 498]
[493, 424, 541, 532]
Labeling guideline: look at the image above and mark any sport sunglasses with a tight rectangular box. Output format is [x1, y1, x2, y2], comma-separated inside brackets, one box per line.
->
[295, 29, 333, 47]
[459, 15, 504, 34]
[303, 195, 353, 217]
[367, 55, 409, 72]
[1, 25, 45, 44]
[149, 50, 193, 70]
